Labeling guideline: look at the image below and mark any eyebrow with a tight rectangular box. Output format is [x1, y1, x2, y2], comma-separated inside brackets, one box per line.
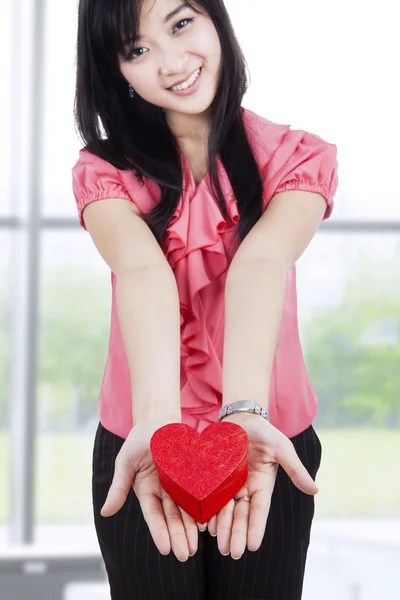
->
[163, 3, 188, 24]
[122, 3, 189, 46]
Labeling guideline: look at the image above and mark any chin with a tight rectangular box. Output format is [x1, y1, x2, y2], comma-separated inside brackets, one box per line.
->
[182, 104, 213, 116]
[171, 95, 216, 116]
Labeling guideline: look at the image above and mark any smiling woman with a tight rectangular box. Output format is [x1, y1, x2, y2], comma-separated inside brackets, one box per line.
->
[72, 0, 339, 598]
[74, 0, 259, 245]
[118, 1, 222, 120]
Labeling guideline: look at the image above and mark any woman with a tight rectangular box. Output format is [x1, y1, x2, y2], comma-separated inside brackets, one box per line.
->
[72, 0, 339, 598]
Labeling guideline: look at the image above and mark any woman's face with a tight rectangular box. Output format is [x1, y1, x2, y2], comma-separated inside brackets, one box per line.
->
[118, 0, 222, 119]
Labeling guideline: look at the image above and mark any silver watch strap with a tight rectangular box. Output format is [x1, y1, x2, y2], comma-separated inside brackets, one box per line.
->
[218, 400, 269, 422]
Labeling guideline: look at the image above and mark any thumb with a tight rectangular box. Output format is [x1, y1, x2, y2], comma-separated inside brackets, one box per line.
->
[101, 456, 136, 517]
[278, 443, 319, 496]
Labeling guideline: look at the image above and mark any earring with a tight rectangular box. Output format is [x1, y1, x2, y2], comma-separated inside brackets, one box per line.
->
[128, 85, 135, 98]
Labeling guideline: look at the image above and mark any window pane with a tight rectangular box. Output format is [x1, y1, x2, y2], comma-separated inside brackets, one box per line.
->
[35, 230, 110, 524]
[0, 232, 12, 540]
[40, 0, 80, 218]
[228, 0, 400, 221]
[0, 1, 12, 216]
[297, 232, 400, 517]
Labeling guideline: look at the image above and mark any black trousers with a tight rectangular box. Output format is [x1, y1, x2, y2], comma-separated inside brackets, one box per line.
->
[92, 421, 322, 600]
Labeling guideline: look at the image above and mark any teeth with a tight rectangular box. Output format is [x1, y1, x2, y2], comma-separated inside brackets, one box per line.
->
[171, 68, 201, 92]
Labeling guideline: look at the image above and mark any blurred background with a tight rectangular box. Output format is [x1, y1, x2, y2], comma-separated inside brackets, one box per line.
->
[1, 0, 399, 598]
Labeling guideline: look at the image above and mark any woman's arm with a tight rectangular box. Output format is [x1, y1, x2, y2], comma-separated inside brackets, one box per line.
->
[222, 259, 286, 407]
[212, 190, 327, 558]
[116, 265, 181, 424]
[222, 190, 327, 407]
[82, 197, 181, 425]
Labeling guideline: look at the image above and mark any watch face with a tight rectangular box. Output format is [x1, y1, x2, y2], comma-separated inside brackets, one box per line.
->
[230, 400, 256, 412]
[241, 400, 256, 409]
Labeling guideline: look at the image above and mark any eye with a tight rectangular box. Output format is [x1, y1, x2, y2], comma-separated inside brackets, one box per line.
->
[126, 47, 148, 61]
[124, 17, 194, 61]
[173, 18, 194, 33]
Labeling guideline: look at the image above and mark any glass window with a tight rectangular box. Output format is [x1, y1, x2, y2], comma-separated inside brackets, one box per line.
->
[297, 232, 400, 517]
[0, 1, 11, 216]
[40, 0, 81, 219]
[227, 0, 400, 221]
[0, 232, 12, 538]
[35, 230, 110, 525]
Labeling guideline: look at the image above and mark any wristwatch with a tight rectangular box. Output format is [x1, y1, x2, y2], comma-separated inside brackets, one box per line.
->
[218, 400, 270, 422]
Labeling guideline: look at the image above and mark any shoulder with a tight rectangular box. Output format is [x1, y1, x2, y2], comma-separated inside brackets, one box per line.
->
[242, 107, 337, 169]
[71, 147, 157, 207]
[241, 107, 339, 217]
[242, 107, 291, 165]
[71, 147, 139, 189]
[71, 147, 158, 229]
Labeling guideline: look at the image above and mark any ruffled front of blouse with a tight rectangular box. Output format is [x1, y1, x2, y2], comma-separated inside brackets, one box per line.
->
[163, 155, 240, 432]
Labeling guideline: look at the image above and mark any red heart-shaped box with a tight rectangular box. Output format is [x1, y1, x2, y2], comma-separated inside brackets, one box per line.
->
[150, 421, 248, 524]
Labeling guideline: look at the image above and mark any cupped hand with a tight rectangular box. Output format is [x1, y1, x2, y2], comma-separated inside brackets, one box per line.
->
[206, 413, 319, 560]
[100, 420, 199, 562]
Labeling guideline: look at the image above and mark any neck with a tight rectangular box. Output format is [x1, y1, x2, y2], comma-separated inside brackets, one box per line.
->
[165, 109, 211, 147]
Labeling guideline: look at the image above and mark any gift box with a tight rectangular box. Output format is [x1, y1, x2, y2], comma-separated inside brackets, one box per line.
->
[150, 421, 249, 523]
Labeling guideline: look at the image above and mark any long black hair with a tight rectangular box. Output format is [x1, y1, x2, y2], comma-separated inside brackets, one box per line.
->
[74, 0, 264, 248]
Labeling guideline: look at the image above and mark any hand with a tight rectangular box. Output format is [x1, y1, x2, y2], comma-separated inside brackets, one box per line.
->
[206, 413, 319, 559]
[100, 420, 199, 562]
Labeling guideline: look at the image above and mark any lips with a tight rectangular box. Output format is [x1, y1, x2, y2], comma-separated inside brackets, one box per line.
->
[168, 67, 202, 90]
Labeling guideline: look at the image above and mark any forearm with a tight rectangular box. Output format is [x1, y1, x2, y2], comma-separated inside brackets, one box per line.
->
[116, 265, 181, 425]
[222, 259, 288, 408]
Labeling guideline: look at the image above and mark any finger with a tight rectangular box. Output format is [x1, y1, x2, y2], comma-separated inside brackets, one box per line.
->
[247, 488, 271, 552]
[139, 492, 171, 556]
[216, 499, 235, 555]
[162, 494, 190, 562]
[178, 507, 199, 556]
[207, 514, 218, 537]
[197, 521, 207, 532]
[230, 499, 251, 560]
[278, 442, 319, 495]
[101, 456, 135, 517]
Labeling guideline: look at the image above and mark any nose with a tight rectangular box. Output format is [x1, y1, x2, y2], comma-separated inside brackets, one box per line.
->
[159, 43, 189, 77]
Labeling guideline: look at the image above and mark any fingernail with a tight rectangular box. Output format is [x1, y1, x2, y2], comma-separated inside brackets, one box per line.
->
[209, 533, 217, 537]
[232, 555, 242, 560]
[220, 551, 229, 556]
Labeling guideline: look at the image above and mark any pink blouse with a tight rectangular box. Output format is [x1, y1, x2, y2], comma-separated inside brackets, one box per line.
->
[71, 107, 338, 440]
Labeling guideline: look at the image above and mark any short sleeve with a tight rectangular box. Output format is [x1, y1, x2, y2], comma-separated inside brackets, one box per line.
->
[261, 128, 339, 220]
[71, 148, 132, 230]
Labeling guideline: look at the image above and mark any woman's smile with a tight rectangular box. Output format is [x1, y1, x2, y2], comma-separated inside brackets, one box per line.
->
[167, 66, 203, 95]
